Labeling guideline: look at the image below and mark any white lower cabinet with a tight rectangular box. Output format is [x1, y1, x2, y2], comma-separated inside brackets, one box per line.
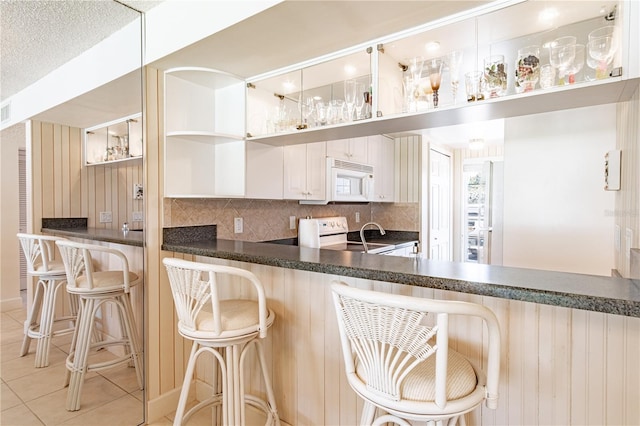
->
[368, 134, 395, 202]
[283, 141, 326, 200]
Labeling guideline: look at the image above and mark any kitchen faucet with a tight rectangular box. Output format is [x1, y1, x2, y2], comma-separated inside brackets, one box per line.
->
[360, 222, 386, 253]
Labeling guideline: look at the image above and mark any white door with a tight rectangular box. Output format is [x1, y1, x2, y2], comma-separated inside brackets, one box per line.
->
[429, 149, 452, 261]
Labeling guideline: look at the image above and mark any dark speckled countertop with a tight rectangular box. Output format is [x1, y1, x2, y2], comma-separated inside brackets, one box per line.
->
[42, 227, 143, 247]
[162, 237, 640, 318]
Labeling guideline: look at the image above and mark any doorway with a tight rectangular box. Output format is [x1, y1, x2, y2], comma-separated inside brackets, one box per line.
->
[429, 148, 452, 261]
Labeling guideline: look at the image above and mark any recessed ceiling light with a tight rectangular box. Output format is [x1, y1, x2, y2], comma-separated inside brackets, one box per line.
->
[425, 41, 441, 52]
[282, 81, 295, 92]
[344, 65, 357, 76]
[539, 7, 559, 23]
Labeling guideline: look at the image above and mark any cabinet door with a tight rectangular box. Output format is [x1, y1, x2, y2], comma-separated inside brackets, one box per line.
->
[283, 144, 309, 199]
[246, 142, 283, 200]
[327, 137, 368, 163]
[368, 135, 395, 202]
[349, 136, 369, 164]
[305, 141, 327, 200]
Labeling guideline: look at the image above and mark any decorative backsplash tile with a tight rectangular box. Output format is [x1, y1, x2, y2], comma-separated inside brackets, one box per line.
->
[164, 198, 419, 241]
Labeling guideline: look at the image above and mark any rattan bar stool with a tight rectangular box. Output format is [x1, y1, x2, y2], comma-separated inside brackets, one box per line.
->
[331, 282, 501, 426]
[56, 240, 143, 411]
[17, 233, 78, 368]
[163, 257, 280, 426]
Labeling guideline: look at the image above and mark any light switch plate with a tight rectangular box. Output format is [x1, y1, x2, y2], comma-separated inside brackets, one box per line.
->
[289, 216, 296, 230]
[625, 228, 633, 259]
[234, 217, 243, 234]
[99, 211, 112, 223]
[133, 183, 143, 200]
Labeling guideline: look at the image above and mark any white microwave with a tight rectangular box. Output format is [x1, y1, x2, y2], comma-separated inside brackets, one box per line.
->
[301, 157, 374, 204]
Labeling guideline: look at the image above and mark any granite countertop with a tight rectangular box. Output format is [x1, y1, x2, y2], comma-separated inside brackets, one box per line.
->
[42, 227, 144, 247]
[162, 237, 640, 318]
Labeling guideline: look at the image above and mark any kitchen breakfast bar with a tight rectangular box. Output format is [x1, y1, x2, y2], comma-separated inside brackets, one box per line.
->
[158, 226, 640, 425]
[41, 223, 640, 424]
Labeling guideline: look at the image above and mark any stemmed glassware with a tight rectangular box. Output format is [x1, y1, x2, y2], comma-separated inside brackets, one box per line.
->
[344, 79, 357, 121]
[407, 56, 424, 112]
[549, 36, 577, 85]
[425, 58, 443, 108]
[447, 50, 463, 104]
[587, 26, 617, 80]
[298, 95, 315, 129]
[354, 81, 366, 120]
[565, 44, 585, 84]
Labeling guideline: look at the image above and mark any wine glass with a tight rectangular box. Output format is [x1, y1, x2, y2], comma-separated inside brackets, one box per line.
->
[299, 95, 315, 129]
[447, 50, 463, 104]
[354, 81, 366, 119]
[549, 36, 576, 85]
[425, 58, 443, 108]
[565, 44, 584, 84]
[588, 36, 617, 80]
[344, 79, 357, 121]
[407, 56, 424, 111]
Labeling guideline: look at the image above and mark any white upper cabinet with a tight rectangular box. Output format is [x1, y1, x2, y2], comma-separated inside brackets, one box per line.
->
[243, 0, 637, 146]
[164, 67, 246, 198]
[326, 137, 368, 164]
[84, 113, 142, 166]
[283, 141, 326, 200]
[367, 135, 395, 202]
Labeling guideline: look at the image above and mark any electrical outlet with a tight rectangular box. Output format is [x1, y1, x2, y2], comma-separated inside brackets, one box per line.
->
[355, 212, 360, 223]
[625, 228, 633, 259]
[289, 216, 296, 230]
[234, 217, 243, 234]
[99, 211, 112, 223]
[132, 211, 143, 222]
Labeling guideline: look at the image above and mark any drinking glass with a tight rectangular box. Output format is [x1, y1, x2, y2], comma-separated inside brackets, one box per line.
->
[407, 57, 424, 111]
[588, 36, 617, 79]
[448, 50, 463, 104]
[515, 45, 540, 93]
[344, 79, 357, 121]
[299, 95, 315, 129]
[354, 81, 366, 119]
[549, 36, 576, 85]
[425, 58, 443, 108]
[539, 64, 555, 89]
[483, 55, 507, 98]
[565, 44, 585, 84]
[465, 71, 484, 102]
[315, 101, 327, 126]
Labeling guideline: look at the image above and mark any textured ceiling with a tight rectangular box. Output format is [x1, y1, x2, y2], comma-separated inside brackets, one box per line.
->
[0, 0, 162, 102]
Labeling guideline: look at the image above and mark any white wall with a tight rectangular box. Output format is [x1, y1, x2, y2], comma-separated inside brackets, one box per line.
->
[0, 123, 25, 311]
[503, 104, 616, 276]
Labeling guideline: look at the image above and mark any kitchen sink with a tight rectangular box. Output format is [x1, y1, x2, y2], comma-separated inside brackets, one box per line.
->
[344, 241, 394, 254]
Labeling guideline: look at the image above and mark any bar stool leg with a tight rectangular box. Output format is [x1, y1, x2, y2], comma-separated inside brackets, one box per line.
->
[173, 342, 199, 426]
[20, 278, 44, 357]
[34, 278, 65, 367]
[66, 297, 97, 411]
[117, 294, 143, 389]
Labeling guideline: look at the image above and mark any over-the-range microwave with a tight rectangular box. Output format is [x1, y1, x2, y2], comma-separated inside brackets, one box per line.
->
[301, 157, 374, 205]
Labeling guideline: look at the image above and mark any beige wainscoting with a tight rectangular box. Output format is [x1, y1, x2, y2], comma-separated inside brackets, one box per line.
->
[150, 252, 640, 425]
[29, 120, 143, 233]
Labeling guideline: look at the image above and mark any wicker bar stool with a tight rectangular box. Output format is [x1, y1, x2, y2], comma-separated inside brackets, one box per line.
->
[163, 257, 280, 426]
[17, 233, 78, 368]
[56, 240, 143, 411]
[331, 282, 501, 426]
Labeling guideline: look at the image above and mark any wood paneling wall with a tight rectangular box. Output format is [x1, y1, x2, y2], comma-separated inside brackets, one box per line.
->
[615, 85, 640, 277]
[153, 253, 640, 425]
[29, 120, 143, 232]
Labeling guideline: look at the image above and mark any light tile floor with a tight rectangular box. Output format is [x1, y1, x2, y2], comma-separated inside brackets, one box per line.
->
[1, 294, 150, 426]
[1, 295, 269, 425]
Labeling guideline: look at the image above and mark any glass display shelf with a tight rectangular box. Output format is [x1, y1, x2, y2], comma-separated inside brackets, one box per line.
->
[84, 113, 142, 166]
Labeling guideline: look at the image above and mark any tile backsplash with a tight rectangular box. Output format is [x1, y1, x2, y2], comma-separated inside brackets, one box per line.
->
[164, 198, 419, 242]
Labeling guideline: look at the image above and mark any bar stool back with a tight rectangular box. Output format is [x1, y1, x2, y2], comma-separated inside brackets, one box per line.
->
[56, 240, 143, 411]
[331, 282, 501, 426]
[17, 233, 77, 368]
[163, 257, 280, 426]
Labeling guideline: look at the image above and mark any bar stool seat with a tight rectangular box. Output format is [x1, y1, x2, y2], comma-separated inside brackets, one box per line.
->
[331, 282, 501, 426]
[163, 257, 280, 426]
[56, 240, 143, 411]
[17, 233, 78, 368]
